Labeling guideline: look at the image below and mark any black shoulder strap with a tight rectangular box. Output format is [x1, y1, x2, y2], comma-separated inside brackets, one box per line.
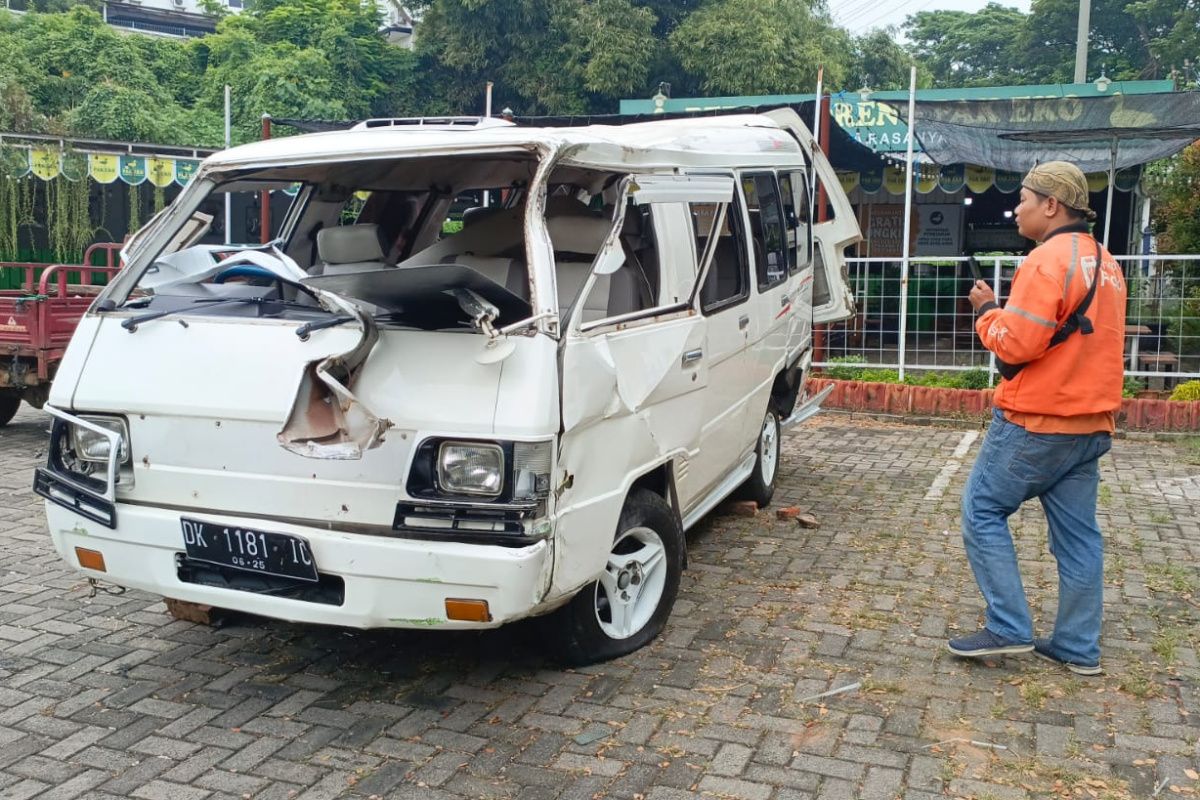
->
[1047, 235, 1101, 347]
[995, 235, 1102, 380]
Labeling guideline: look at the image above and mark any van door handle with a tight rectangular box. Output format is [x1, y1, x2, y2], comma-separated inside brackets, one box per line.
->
[738, 315, 750, 330]
[781, 294, 791, 307]
[681, 349, 703, 366]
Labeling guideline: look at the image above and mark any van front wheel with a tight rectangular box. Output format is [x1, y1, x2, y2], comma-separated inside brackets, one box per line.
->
[548, 489, 683, 665]
[738, 407, 780, 507]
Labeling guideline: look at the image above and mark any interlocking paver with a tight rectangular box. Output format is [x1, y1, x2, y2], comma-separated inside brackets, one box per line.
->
[2, 405, 1198, 799]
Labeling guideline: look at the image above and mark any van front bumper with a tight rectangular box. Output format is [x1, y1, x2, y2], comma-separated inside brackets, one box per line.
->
[45, 501, 552, 629]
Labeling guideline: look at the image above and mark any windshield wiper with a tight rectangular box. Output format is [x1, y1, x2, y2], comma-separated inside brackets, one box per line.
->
[121, 296, 302, 333]
[295, 311, 404, 340]
[295, 314, 355, 340]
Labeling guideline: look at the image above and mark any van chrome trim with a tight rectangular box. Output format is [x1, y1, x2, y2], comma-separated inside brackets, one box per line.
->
[681, 451, 756, 531]
[782, 382, 834, 430]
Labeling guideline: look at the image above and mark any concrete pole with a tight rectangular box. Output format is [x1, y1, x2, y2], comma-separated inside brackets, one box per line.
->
[1074, 0, 1091, 83]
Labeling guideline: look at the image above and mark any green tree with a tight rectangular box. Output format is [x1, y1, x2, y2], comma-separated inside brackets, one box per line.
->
[847, 29, 926, 92]
[904, 3, 1029, 87]
[668, 0, 851, 95]
[1147, 143, 1200, 254]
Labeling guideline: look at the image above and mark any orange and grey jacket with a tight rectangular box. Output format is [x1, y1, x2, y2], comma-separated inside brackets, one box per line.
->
[975, 223, 1127, 428]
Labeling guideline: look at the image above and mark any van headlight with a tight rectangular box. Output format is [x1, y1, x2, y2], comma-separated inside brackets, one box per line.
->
[409, 438, 553, 504]
[70, 416, 130, 464]
[437, 442, 504, 497]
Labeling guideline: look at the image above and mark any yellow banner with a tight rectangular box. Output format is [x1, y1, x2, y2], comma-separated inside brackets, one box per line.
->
[883, 165, 907, 195]
[914, 163, 939, 195]
[1086, 172, 1108, 191]
[30, 150, 61, 181]
[89, 154, 120, 184]
[837, 170, 859, 195]
[147, 158, 175, 188]
[965, 165, 995, 194]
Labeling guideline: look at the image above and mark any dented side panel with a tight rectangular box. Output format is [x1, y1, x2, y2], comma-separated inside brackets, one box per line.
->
[553, 314, 707, 595]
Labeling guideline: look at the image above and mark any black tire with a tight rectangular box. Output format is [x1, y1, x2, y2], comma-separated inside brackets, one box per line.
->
[546, 488, 684, 666]
[737, 406, 781, 508]
[0, 391, 20, 428]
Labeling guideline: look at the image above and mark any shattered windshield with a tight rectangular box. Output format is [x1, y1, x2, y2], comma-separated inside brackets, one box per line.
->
[111, 151, 629, 334]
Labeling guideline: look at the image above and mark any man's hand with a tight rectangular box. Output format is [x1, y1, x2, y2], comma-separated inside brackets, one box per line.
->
[969, 280, 996, 312]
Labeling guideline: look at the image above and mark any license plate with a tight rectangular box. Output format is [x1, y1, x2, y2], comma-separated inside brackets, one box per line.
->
[181, 518, 319, 582]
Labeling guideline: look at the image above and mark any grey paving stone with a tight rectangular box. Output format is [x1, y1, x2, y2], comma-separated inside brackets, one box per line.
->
[3, 408, 1197, 800]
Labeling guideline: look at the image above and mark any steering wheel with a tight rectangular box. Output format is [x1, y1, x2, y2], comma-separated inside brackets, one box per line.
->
[211, 263, 284, 285]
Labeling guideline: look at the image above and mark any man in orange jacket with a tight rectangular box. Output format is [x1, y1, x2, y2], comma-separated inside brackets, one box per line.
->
[947, 162, 1126, 675]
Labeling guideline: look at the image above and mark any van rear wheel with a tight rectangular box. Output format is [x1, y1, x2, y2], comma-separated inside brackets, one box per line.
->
[738, 407, 780, 507]
[0, 391, 20, 428]
[547, 489, 683, 665]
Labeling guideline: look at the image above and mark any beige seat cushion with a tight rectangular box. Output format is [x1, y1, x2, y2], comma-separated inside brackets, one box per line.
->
[317, 224, 388, 276]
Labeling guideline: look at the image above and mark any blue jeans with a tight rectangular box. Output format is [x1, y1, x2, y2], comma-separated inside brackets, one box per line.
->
[961, 408, 1112, 664]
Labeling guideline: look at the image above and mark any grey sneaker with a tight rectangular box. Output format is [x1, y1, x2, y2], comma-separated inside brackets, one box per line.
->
[1033, 638, 1102, 676]
[947, 628, 1034, 657]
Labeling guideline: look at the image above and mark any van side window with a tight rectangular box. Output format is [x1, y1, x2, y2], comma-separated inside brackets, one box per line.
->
[779, 171, 811, 273]
[694, 199, 749, 313]
[742, 174, 788, 289]
[571, 198, 661, 325]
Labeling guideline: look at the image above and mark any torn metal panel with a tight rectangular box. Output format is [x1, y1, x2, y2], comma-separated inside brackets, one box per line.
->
[277, 284, 392, 460]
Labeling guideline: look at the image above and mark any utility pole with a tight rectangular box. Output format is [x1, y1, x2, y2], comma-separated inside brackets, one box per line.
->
[1073, 0, 1091, 84]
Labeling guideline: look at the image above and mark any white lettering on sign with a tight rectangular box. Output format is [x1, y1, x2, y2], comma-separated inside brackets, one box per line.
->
[181, 520, 207, 548]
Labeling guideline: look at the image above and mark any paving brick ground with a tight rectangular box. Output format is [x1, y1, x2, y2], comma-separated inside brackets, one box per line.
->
[2, 404, 1198, 800]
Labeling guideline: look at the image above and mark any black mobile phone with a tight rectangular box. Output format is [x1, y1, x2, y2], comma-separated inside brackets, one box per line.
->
[966, 256, 983, 282]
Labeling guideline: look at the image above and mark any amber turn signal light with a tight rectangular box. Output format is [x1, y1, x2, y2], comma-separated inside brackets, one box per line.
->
[444, 598, 491, 622]
[75, 547, 106, 572]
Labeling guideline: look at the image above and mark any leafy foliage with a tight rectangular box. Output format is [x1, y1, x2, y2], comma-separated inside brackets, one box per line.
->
[1169, 380, 1200, 402]
[1146, 144, 1200, 255]
[669, 0, 851, 95]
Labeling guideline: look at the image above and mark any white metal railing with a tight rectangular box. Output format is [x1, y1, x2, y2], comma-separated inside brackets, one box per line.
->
[818, 255, 1200, 389]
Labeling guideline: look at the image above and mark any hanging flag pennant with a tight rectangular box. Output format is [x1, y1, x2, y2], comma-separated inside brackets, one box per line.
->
[284, 182, 303, 197]
[174, 160, 199, 186]
[147, 158, 175, 188]
[859, 167, 883, 194]
[89, 154, 120, 184]
[1, 148, 30, 178]
[1115, 167, 1139, 192]
[120, 156, 147, 185]
[30, 150, 61, 181]
[994, 170, 1022, 194]
[914, 163, 939, 194]
[965, 165, 995, 194]
[883, 165, 907, 195]
[938, 164, 965, 193]
[60, 153, 86, 181]
[1086, 172, 1108, 191]
[837, 171, 859, 194]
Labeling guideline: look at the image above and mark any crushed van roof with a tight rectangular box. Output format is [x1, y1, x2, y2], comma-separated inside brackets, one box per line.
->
[202, 114, 805, 173]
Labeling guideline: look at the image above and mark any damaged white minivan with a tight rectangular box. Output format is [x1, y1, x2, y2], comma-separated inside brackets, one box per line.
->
[37, 109, 859, 663]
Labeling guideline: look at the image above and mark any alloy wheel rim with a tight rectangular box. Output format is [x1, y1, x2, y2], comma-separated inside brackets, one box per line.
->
[760, 413, 778, 485]
[593, 526, 667, 640]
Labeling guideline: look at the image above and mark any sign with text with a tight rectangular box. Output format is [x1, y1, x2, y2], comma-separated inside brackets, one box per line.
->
[915, 204, 963, 256]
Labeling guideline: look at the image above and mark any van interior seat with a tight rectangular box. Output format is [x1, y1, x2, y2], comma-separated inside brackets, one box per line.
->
[546, 213, 646, 322]
[316, 224, 389, 276]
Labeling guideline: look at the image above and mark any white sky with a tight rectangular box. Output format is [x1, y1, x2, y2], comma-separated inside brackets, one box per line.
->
[830, 0, 1033, 38]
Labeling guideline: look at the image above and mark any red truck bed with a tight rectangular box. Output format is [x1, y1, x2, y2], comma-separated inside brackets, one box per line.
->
[0, 244, 122, 422]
